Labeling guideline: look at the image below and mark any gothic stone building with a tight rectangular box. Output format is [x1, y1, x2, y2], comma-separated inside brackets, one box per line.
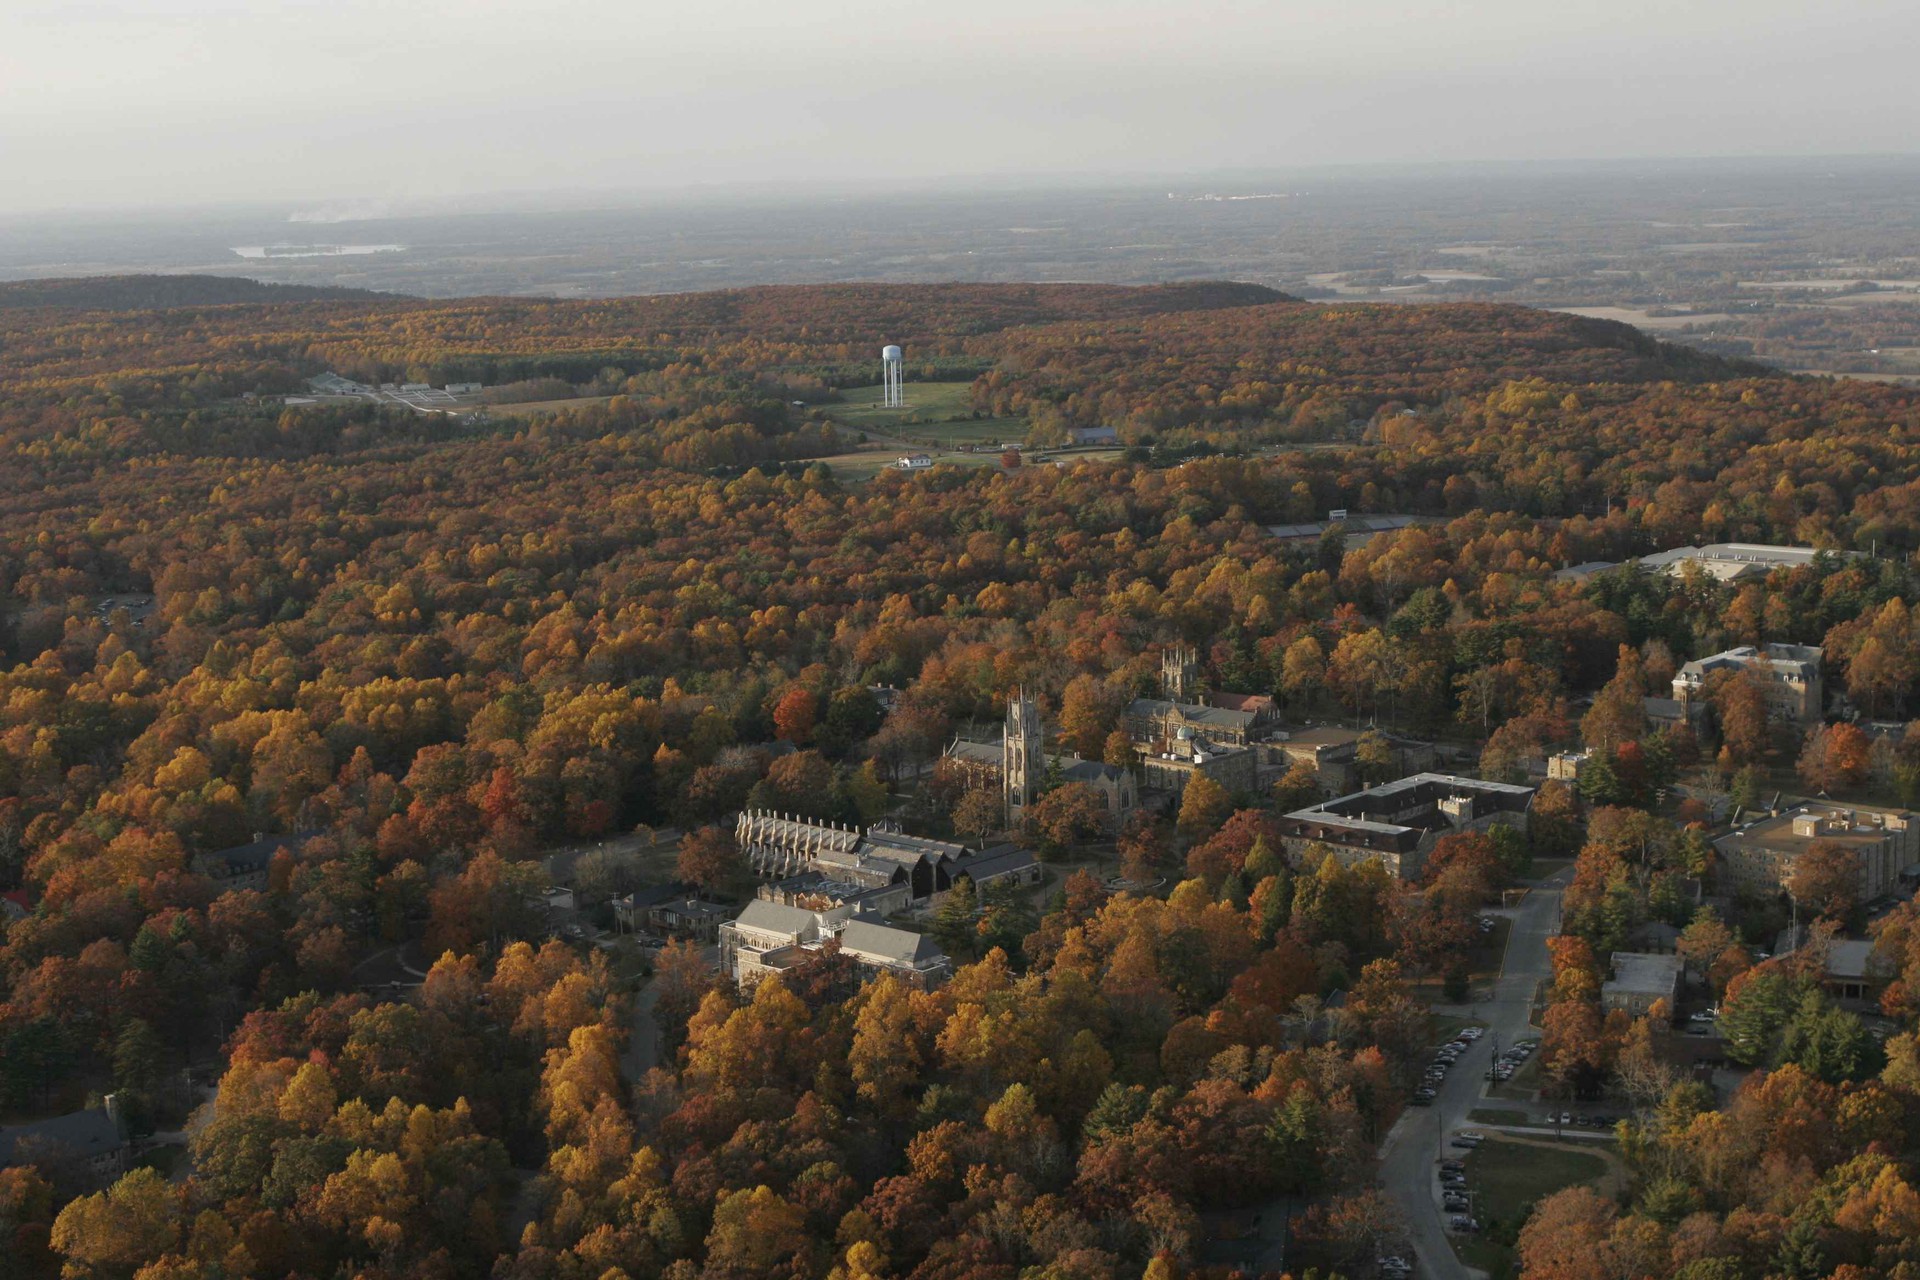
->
[942, 691, 1137, 828]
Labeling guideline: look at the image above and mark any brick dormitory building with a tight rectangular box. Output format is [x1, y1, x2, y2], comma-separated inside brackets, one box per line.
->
[1276, 773, 1536, 881]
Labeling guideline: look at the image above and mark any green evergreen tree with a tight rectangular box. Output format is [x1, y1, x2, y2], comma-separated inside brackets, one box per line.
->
[930, 876, 978, 957]
[113, 1019, 166, 1097]
[1775, 990, 1882, 1082]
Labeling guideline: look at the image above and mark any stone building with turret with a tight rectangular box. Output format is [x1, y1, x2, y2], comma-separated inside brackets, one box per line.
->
[943, 691, 1137, 828]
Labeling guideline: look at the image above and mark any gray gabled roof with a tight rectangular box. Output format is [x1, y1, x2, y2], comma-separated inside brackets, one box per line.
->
[838, 920, 948, 968]
[953, 845, 1038, 881]
[197, 831, 316, 875]
[860, 831, 967, 863]
[1061, 759, 1127, 785]
[1825, 938, 1881, 981]
[1126, 697, 1256, 730]
[0, 1109, 123, 1168]
[730, 899, 822, 936]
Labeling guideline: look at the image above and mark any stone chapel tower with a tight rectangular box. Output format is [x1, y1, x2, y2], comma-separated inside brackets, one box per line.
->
[1003, 689, 1043, 824]
[1162, 644, 1201, 702]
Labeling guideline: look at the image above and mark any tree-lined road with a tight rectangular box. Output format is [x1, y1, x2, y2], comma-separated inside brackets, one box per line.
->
[1378, 866, 1571, 1280]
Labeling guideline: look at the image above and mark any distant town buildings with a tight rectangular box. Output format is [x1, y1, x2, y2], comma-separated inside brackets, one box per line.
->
[1277, 773, 1536, 880]
[1713, 801, 1920, 902]
[1672, 643, 1823, 723]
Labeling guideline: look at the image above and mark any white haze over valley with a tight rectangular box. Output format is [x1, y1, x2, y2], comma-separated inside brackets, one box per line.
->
[3, 0, 1917, 215]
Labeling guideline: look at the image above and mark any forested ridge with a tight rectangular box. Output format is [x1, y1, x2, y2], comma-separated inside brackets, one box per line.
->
[0, 276, 401, 312]
[4, 280, 1920, 1280]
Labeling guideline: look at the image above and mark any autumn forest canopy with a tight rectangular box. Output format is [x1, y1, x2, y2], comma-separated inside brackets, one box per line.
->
[5, 278, 1920, 1280]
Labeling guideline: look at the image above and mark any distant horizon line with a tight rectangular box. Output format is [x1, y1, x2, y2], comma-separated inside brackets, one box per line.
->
[5, 149, 1920, 224]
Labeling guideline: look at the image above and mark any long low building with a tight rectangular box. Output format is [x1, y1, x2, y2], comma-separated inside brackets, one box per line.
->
[1278, 773, 1536, 880]
[719, 899, 951, 990]
[1639, 542, 1850, 583]
[0, 1107, 129, 1183]
[1713, 802, 1920, 902]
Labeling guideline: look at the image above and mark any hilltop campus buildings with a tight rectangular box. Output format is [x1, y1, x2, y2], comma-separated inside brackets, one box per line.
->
[1276, 773, 1537, 881]
[722, 811, 1042, 988]
[1551, 542, 1860, 587]
[939, 647, 1286, 830]
[1671, 642, 1825, 725]
[1713, 801, 1920, 903]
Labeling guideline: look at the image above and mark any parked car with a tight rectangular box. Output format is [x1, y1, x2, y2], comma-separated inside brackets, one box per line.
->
[1449, 1216, 1481, 1233]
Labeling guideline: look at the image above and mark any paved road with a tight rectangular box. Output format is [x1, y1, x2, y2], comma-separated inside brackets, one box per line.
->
[622, 944, 719, 1085]
[1377, 866, 1571, 1280]
[624, 975, 664, 1082]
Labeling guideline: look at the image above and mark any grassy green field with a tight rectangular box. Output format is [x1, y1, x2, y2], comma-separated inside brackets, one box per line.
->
[1425, 1013, 1485, 1045]
[484, 393, 618, 417]
[819, 381, 1026, 446]
[1468, 1108, 1534, 1126]
[1451, 1137, 1614, 1278]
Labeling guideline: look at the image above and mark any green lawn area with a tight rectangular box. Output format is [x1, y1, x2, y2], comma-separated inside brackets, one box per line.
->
[819, 381, 1027, 445]
[1486, 1048, 1547, 1101]
[1451, 1136, 1613, 1278]
[1425, 1013, 1484, 1045]
[486, 393, 618, 417]
[1453, 1234, 1514, 1280]
[1468, 1107, 1533, 1126]
[136, 1143, 185, 1177]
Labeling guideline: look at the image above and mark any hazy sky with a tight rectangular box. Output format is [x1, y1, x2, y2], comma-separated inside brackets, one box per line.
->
[5, 0, 1917, 215]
